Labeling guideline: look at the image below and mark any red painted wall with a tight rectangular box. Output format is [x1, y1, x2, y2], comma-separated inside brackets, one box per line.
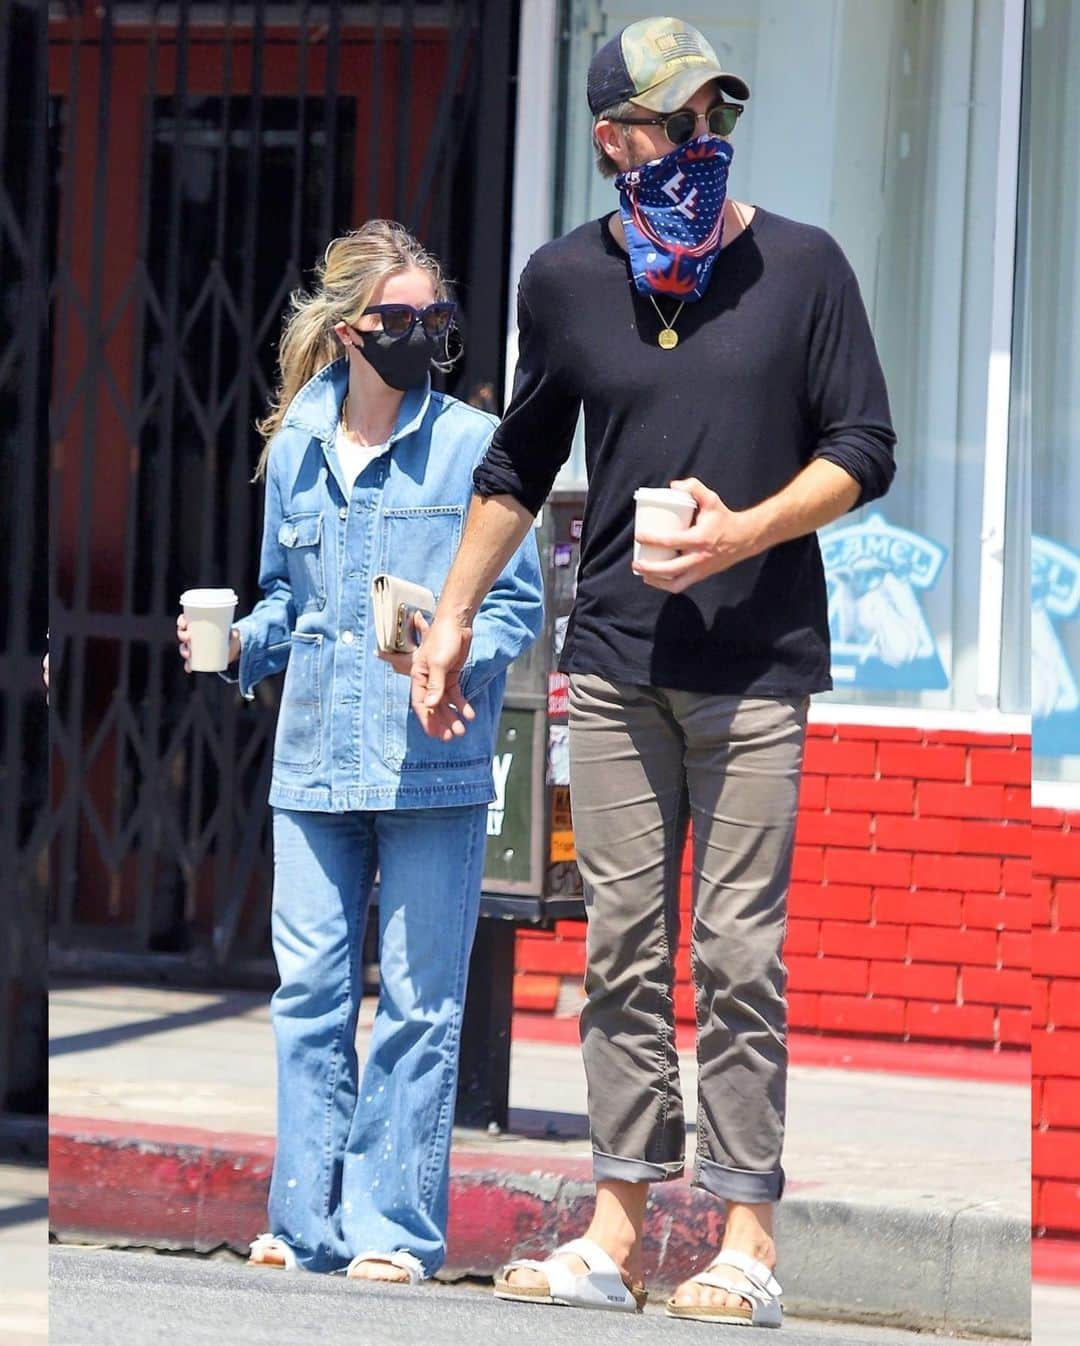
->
[1033, 807, 1080, 1238]
[514, 725, 1032, 1052]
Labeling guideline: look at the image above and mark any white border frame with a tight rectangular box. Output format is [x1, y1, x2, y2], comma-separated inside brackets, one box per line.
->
[976, 0, 1025, 711]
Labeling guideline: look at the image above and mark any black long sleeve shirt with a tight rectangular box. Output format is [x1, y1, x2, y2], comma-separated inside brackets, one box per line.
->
[474, 207, 897, 696]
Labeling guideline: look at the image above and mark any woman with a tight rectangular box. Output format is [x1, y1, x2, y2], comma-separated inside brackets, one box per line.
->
[176, 220, 542, 1283]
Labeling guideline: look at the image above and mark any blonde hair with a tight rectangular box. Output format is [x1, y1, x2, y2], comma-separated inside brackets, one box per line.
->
[254, 219, 452, 480]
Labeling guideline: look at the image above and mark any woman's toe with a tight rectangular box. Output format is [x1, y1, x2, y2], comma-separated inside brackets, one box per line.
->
[349, 1261, 409, 1283]
[506, 1267, 547, 1290]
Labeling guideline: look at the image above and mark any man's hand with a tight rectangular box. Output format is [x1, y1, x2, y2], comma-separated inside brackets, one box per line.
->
[410, 615, 475, 740]
[633, 476, 759, 593]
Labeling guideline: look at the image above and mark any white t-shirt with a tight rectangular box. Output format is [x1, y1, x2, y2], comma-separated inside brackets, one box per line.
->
[335, 421, 389, 496]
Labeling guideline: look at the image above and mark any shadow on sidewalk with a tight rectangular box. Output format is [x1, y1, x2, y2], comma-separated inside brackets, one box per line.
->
[49, 993, 263, 1059]
[0, 1198, 48, 1232]
[505, 1108, 699, 1142]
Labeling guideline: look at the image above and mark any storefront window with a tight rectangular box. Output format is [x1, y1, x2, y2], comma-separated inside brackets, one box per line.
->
[555, 0, 1013, 714]
[1025, 0, 1080, 783]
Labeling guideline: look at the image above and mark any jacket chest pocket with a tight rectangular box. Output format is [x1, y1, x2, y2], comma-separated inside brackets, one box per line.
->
[379, 505, 463, 586]
[279, 512, 326, 613]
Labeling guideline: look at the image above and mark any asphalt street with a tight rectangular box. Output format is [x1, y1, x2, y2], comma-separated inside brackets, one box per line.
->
[49, 1246, 1021, 1346]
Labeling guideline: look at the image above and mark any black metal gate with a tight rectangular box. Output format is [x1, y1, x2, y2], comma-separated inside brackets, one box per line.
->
[0, 0, 50, 1118]
[42, 0, 520, 981]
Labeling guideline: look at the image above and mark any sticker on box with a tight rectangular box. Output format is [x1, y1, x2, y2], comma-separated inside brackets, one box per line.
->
[546, 725, 569, 786]
[548, 672, 570, 717]
[550, 830, 576, 863]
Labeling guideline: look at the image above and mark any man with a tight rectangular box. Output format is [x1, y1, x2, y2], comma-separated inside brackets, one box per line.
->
[412, 16, 895, 1326]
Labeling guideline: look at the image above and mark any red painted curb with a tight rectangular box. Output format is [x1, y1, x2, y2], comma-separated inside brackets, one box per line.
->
[47, 1115, 741, 1286]
[49, 1117, 274, 1254]
[512, 1014, 1031, 1084]
[1033, 1237, 1080, 1285]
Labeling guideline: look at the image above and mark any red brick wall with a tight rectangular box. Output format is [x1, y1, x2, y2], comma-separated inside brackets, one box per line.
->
[514, 725, 1032, 1051]
[1033, 806, 1080, 1237]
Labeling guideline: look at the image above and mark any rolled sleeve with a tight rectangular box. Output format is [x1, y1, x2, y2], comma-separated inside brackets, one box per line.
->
[807, 274, 897, 509]
[472, 268, 581, 515]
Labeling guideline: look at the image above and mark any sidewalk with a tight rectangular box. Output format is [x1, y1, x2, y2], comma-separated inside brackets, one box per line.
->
[0, 1160, 48, 1346]
[49, 981, 1030, 1338]
[1033, 1285, 1080, 1346]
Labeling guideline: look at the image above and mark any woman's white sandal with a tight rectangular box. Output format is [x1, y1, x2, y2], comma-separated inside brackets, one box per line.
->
[247, 1233, 298, 1271]
[345, 1249, 426, 1285]
[665, 1249, 783, 1328]
[494, 1237, 647, 1313]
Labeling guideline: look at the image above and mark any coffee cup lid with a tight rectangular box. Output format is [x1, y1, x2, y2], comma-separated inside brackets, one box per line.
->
[180, 588, 238, 608]
[633, 487, 696, 508]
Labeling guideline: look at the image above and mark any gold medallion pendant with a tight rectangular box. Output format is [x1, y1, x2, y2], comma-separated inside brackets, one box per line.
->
[648, 295, 684, 351]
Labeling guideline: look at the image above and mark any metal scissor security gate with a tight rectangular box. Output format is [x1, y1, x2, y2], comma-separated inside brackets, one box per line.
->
[43, 0, 518, 980]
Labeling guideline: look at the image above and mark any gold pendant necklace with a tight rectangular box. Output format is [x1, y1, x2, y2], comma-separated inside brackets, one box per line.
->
[648, 296, 684, 350]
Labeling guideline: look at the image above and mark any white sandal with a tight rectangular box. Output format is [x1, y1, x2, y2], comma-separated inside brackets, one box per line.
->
[665, 1249, 783, 1328]
[345, 1249, 426, 1285]
[494, 1236, 647, 1313]
[247, 1233, 298, 1271]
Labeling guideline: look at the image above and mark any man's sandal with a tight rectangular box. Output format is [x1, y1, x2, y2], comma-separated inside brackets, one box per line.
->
[494, 1237, 648, 1313]
[345, 1250, 426, 1285]
[665, 1249, 783, 1328]
[247, 1233, 298, 1271]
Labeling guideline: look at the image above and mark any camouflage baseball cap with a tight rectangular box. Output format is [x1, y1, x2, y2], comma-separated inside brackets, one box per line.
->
[587, 16, 750, 115]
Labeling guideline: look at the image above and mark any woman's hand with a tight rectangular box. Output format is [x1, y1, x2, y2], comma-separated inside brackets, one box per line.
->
[378, 649, 415, 676]
[377, 612, 428, 677]
[177, 613, 241, 673]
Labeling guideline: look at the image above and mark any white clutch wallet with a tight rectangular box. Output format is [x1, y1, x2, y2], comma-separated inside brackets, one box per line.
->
[371, 573, 436, 654]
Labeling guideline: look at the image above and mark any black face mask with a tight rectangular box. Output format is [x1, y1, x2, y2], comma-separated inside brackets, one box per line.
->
[357, 325, 445, 391]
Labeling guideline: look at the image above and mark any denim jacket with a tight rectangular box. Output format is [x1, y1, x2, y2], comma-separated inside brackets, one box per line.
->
[231, 358, 543, 812]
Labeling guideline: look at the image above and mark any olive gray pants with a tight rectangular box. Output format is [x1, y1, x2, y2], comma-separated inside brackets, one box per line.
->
[567, 675, 808, 1205]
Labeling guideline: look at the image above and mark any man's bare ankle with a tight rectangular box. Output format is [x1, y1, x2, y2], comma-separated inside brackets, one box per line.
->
[720, 1204, 776, 1264]
[582, 1224, 642, 1280]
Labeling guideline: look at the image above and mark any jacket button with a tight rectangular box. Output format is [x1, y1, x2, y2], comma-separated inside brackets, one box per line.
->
[339, 506, 348, 520]
[341, 629, 355, 645]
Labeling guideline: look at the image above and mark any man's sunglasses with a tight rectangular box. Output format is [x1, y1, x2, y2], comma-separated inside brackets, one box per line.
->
[607, 101, 743, 147]
[360, 302, 457, 340]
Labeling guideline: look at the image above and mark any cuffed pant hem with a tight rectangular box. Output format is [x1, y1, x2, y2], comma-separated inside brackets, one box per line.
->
[592, 1149, 684, 1185]
[693, 1156, 784, 1204]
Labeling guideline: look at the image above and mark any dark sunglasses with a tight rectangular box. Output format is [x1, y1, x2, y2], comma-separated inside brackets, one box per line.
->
[360, 301, 457, 340]
[607, 100, 742, 147]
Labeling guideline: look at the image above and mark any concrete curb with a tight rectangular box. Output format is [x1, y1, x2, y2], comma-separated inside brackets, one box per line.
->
[48, 1115, 1029, 1339]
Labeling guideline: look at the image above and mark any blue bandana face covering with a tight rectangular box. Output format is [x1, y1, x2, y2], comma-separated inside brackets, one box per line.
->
[615, 135, 734, 302]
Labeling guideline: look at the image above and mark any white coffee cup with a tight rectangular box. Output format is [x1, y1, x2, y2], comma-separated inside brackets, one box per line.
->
[633, 488, 697, 565]
[180, 588, 238, 672]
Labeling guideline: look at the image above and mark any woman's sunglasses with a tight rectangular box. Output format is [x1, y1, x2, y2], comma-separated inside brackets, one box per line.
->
[360, 301, 457, 340]
[607, 100, 743, 147]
